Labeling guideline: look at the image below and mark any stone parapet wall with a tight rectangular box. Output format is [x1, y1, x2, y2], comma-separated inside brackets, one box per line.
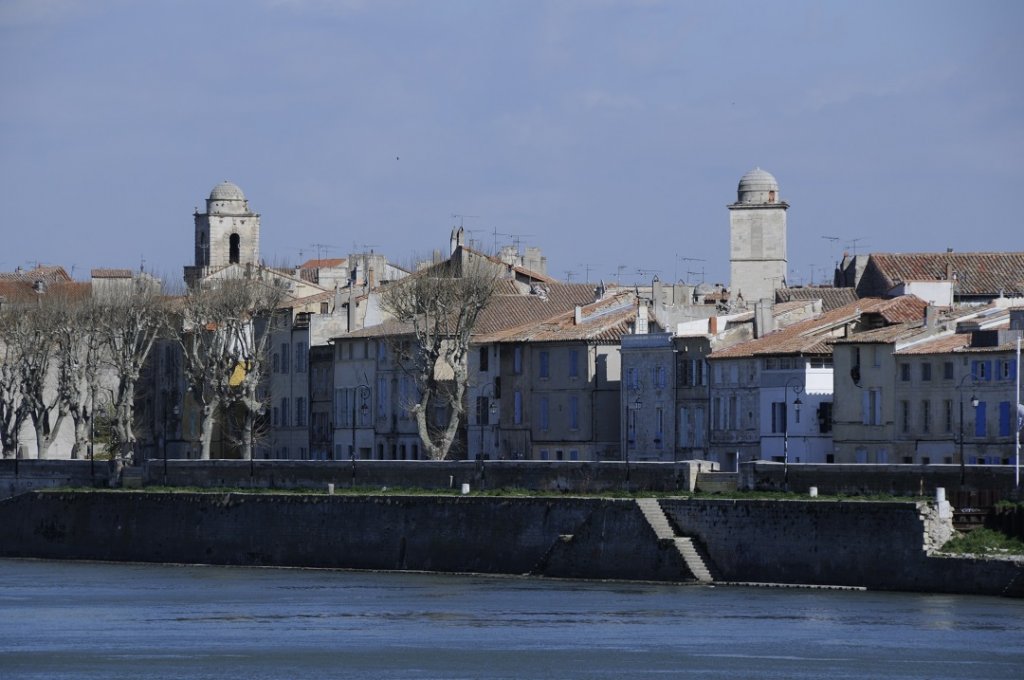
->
[739, 461, 1019, 501]
[139, 459, 717, 494]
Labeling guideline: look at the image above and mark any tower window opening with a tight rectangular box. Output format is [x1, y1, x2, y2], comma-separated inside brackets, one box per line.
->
[768, 190, 776, 203]
[229, 233, 240, 264]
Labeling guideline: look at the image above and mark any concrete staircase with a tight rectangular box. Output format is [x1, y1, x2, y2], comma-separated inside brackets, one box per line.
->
[635, 498, 714, 583]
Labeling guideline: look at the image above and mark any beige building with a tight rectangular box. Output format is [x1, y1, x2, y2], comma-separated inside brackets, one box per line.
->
[729, 168, 788, 304]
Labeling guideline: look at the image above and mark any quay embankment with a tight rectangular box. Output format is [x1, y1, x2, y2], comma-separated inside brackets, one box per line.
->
[0, 490, 1021, 597]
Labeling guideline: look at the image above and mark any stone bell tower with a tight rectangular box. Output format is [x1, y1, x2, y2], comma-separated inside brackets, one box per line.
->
[728, 167, 788, 303]
[185, 180, 261, 287]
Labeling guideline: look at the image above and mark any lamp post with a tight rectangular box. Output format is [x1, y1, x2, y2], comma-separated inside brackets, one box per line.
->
[351, 383, 371, 461]
[477, 382, 497, 460]
[957, 373, 978, 485]
[783, 377, 804, 490]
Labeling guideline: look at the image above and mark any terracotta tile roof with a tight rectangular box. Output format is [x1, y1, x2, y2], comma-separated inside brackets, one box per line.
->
[710, 297, 925, 359]
[460, 245, 558, 284]
[487, 292, 637, 344]
[895, 334, 972, 355]
[474, 282, 602, 338]
[776, 286, 858, 311]
[865, 252, 1024, 296]
[90, 268, 133, 278]
[834, 322, 925, 344]
[298, 258, 347, 269]
[871, 294, 931, 323]
[0, 265, 72, 283]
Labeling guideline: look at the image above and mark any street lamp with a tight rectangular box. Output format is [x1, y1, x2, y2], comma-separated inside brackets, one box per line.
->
[351, 384, 371, 461]
[783, 377, 804, 490]
[957, 373, 978, 485]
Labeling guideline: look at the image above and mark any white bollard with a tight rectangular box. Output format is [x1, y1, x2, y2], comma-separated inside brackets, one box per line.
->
[935, 487, 946, 503]
[461, 483, 470, 495]
[809, 486, 818, 498]
[327, 483, 335, 495]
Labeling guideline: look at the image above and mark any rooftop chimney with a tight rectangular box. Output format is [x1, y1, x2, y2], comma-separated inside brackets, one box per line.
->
[753, 299, 774, 338]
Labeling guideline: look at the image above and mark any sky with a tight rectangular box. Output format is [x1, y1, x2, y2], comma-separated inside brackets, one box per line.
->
[1, 0, 1022, 288]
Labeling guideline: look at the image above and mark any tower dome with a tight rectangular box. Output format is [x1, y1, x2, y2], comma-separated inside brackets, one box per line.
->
[206, 180, 250, 215]
[209, 180, 245, 201]
[736, 167, 780, 205]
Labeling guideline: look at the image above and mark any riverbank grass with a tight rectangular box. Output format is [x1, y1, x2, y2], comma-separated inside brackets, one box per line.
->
[941, 528, 1024, 556]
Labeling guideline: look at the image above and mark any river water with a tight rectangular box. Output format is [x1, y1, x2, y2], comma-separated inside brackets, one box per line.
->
[0, 559, 1021, 679]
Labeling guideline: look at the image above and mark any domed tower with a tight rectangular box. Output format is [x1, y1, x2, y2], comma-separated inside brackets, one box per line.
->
[185, 181, 261, 286]
[728, 168, 788, 303]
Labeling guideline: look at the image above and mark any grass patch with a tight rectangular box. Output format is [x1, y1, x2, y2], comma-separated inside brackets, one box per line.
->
[941, 528, 1024, 556]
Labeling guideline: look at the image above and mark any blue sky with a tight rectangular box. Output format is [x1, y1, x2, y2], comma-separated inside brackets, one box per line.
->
[1, 0, 1021, 287]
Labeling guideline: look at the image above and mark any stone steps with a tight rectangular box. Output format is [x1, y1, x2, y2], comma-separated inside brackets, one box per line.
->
[635, 498, 715, 583]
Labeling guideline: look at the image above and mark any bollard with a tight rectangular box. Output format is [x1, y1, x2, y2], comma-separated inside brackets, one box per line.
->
[809, 486, 818, 498]
[461, 483, 470, 495]
[935, 487, 946, 503]
[327, 483, 335, 495]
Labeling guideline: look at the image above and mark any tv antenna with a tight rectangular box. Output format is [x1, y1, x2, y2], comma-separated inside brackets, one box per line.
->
[564, 269, 577, 282]
[675, 255, 706, 283]
[578, 263, 595, 283]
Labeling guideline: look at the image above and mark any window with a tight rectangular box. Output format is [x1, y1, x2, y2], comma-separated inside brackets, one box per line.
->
[273, 353, 280, 373]
[377, 341, 387, 363]
[569, 395, 580, 430]
[539, 396, 549, 431]
[728, 395, 738, 429]
[569, 450, 579, 461]
[655, 407, 663, 447]
[975, 401, 987, 437]
[817, 402, 833, 434]
[540, 449, 549, 461]
[921, 400, 930, 433]
[377, 376, 387, 416]
[771, 401, 786, 433]
[999, 401, 1012, 436]
[678, 406, 690, 447]
[514, 390, 523, 424]
[973, 360, 990, 381]
[513, 346, 523, 374]
[295, 343, 307, 373]
[862, 389, 881, 425]
[296, 398, 305, 427]
[943, 361, 954, 380]
[872, 347, 880, 368]
[229, 233, 240, 264]
[999, 360, 1015, 381]
[900, 364, 910, 382]
[920, 363, 931, 382]
[654, 365, 666, 389]
[569, 349, 580, 378]
[334, 389, 349, 427]
[943, 399, 953, 433]
[280, 398, 289, 427]
[627, 367, 639, 390]
[539, 351, 550, 378]
[272, 406, 279, 427]
[693, 407, 706, 447]
[280, 343, 290, 374]
[479, 346, 489, 372]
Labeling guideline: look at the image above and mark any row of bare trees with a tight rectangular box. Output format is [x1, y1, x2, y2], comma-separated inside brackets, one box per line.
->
[0, 274, 284, 470]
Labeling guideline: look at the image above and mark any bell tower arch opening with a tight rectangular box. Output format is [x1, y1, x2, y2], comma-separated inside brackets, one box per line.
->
[230, 233, 240, 264]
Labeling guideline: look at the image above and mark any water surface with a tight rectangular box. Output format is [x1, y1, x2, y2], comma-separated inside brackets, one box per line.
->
[0, 559, 1021, 679]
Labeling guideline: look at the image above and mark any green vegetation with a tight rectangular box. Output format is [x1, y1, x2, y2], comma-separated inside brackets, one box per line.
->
[941, 528, 1024, 556]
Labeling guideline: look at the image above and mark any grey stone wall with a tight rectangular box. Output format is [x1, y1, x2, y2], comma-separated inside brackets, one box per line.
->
[0, 491, 1019, 596]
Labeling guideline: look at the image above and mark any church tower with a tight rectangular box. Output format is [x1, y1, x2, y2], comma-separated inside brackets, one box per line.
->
[728, 168, 788, 303]
[185, 181, 261, 287]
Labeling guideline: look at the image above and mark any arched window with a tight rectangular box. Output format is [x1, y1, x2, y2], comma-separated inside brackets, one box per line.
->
[229, 233, 240, 264]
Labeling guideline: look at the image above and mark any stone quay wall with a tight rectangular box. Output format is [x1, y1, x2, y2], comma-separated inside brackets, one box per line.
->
[0, 491, 1020, 597]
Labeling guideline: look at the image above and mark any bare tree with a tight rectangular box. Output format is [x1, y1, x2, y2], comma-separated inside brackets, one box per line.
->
[228, 280, 286, 461]
[16, 299, 66, 459]
[0, 306, 29, 459]
[53, 294, 105, 459]
[96, 278, 168, 473]
[380, 260, 498, 460]
[176, 284, 244, 459]
[175, 274, 286, 460]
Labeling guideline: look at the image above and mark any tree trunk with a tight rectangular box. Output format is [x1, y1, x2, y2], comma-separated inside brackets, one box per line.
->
[70, 416, 90, 460]
[199, 403, 217, 460]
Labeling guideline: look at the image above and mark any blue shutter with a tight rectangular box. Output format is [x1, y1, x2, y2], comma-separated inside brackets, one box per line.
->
[999, 401, 1011, 436]
[984, 361, 993, 381]
[975, 401, 987, 437]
